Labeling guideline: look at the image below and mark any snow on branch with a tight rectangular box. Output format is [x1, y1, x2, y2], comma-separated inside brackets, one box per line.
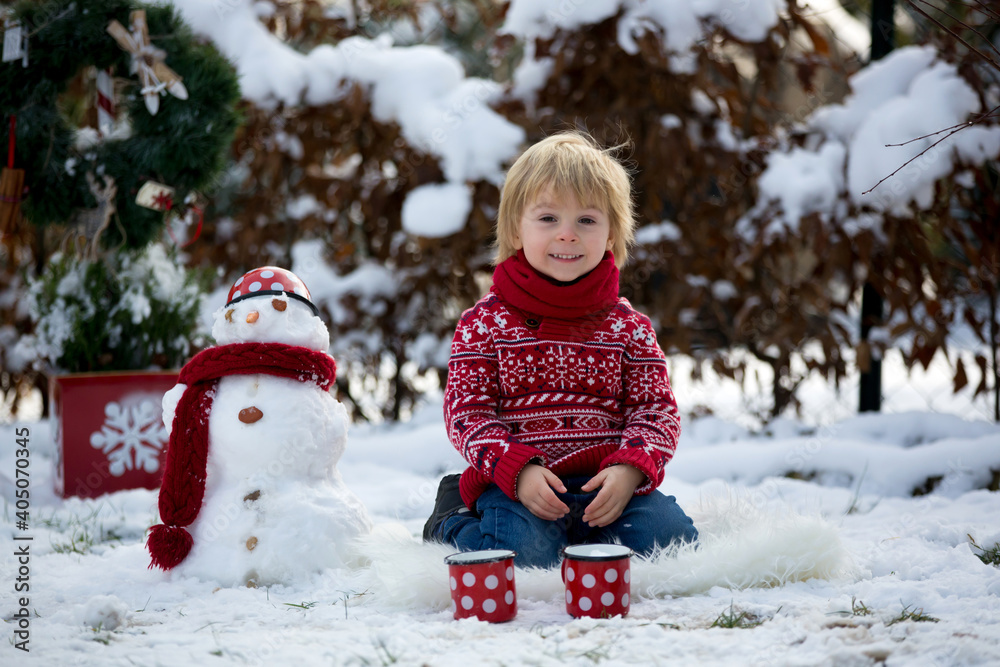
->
[745, 45, 1000, 238]
[170, 0, 523, 187]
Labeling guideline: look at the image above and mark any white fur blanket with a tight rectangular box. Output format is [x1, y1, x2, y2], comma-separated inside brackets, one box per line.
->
[347, 492, 856, 611]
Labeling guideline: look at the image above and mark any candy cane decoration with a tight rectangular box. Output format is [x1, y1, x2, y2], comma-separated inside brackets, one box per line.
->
[96, 69, 115, 136]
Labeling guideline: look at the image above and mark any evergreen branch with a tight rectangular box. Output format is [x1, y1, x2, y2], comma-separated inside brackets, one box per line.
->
[24, 7, 75, 38]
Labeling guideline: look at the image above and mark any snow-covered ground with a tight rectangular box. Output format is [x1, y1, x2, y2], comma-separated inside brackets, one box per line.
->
[2, 386, 999, 665]
[4, 0, 998, 662]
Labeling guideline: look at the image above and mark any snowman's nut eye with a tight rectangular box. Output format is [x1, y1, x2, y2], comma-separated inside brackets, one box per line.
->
[246, 311, 259, 324]
[225, 308, 235, 323]
[272, 299, 287, 312]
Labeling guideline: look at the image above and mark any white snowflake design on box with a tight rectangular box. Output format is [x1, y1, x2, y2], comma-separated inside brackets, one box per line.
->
[89, 400, 168, 476]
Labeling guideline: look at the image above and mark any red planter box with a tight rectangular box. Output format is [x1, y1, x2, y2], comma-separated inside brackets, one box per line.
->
[50, 371, 179, 499]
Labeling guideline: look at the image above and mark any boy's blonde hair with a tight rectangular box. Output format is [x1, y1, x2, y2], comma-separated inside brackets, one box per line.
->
[495, 131, 636, 268]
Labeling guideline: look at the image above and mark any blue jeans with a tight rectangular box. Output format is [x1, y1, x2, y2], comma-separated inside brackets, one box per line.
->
[439, 476, 698, 568]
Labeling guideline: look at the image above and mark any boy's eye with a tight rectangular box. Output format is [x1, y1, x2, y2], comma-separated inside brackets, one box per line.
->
[579, 217, 596, 225]
[540, 215, 557, 222]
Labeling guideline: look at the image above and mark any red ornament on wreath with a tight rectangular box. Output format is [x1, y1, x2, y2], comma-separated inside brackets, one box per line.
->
[136, 180, 203, 247]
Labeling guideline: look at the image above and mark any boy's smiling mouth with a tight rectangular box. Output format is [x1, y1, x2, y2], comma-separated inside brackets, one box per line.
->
[551, 253, 582, 260]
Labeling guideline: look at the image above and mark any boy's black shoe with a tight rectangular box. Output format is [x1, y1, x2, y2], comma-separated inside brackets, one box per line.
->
[422, 473, 475, 542]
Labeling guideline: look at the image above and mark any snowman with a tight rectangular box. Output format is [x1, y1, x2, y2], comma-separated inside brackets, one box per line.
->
[147, 267, 372, 587]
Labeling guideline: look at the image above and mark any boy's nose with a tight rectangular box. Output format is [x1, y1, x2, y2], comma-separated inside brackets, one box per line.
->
[556, 222, 578, 241]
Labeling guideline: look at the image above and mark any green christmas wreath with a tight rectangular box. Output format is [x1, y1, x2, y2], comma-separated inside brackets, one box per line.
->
[0, 0, 241, 249]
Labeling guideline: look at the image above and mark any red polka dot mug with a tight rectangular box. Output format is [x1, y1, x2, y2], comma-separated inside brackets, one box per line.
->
[444, 550, 517, 622]
[561, 544, 632, 618]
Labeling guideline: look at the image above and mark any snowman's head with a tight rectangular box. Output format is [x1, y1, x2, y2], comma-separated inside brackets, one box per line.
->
[212, 267, 330, 351]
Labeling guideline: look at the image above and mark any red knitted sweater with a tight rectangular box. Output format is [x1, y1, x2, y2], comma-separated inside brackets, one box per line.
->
[445, 252, 681, 507]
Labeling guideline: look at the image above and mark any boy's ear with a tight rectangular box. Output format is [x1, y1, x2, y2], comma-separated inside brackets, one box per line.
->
[606, 236, 614, 251]
[513, 233, 523, 250]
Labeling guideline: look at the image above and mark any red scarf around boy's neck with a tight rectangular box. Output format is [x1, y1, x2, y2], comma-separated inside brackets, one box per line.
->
[490, 250, 620, 339]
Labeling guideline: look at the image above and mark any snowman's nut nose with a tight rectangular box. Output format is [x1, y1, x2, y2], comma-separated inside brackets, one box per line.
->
[246, 311, 259, 324]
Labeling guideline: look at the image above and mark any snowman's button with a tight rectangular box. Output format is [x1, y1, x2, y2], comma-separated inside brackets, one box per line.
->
[244, 489, 261, 503]
[246, 536, 258, 551]
[239, 406, 264, 424]
[272, 299, 287, 312]
[225, 308, 235, 323]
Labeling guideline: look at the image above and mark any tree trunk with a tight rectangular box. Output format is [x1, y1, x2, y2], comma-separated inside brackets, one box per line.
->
[992, 285, 999, 422]
[772, 351, 793, 419]
[390, 347, 408, 422]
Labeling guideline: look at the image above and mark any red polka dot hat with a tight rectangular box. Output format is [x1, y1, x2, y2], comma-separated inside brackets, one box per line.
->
[226, 266, 320, 316]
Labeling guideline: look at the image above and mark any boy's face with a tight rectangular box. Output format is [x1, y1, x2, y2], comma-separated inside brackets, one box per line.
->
[514, 188, 613, 283]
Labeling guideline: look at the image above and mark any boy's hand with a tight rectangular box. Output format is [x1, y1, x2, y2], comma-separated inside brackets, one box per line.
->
[516, 464, 569, 521]
[581, 465, 646, 528]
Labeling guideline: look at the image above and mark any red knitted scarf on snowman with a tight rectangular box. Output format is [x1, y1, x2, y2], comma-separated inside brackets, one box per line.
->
[147, 342, 337, 571]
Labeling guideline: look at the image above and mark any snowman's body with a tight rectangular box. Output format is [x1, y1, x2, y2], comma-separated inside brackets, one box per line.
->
[161, 290, 371, 586]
